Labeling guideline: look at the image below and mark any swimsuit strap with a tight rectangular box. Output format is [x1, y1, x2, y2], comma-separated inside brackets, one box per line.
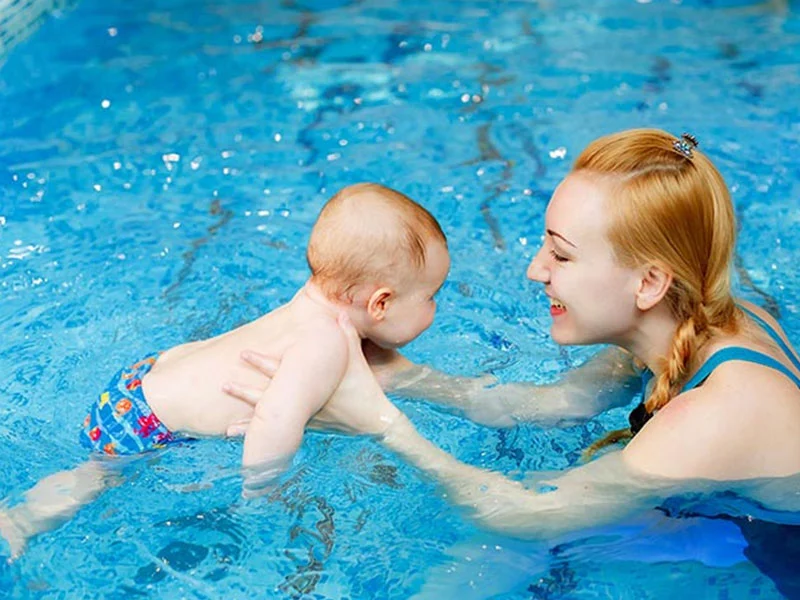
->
[630, 305, 800, 434]
[737, 304, 800, 372]
[629, 370, 655, 434]
[640, 368, 654, 396]
[681, 346, 800, 392]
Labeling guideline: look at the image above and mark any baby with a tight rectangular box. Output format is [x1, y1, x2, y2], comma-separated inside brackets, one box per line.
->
[0, 182, 449, 558]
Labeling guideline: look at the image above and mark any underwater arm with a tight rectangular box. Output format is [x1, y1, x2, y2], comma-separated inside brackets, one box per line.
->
[231, 313, 664, 532]
[387, 347, 640, 427]
[381, 412, 668, 538]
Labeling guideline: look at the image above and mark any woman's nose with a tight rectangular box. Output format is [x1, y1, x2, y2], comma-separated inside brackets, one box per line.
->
[526, 245, 549, 283]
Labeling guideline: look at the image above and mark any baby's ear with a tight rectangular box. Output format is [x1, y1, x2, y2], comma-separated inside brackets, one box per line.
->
[366, 287, 393, 321]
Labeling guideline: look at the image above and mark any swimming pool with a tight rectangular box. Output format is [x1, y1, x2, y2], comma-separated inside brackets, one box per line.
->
[1, 0, 799, 596]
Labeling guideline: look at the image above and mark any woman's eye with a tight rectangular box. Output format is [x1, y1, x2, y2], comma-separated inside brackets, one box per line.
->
[550, 249, 569, 263]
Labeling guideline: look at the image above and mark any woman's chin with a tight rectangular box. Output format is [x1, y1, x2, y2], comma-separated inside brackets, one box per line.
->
[550, 323, 589, 346]
[550, 325, 570, 345]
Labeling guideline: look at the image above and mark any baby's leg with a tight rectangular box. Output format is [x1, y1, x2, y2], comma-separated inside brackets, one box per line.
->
[0, 510, 25, 561]
[0, 460, 110, 560]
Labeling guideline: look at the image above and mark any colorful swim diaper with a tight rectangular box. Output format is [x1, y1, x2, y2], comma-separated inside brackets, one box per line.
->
[79, 353, 181, 456]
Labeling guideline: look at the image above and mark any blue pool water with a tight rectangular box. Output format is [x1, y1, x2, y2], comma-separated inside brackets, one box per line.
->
[1, 0, 800, 597]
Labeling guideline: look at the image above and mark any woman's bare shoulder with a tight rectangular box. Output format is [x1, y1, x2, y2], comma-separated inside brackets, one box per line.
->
[735, 298, 797, 349]
[623, 364, 800, 481]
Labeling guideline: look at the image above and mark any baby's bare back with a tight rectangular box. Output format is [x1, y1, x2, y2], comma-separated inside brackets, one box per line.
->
[141, 304, 305, 436]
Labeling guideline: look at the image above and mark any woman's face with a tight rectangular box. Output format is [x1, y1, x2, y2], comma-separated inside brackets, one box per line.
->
[526, 172, 643, 346]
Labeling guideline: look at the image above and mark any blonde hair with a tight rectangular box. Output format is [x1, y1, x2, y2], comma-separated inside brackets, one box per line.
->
[577, 129, 741, 455]
[307, 183, 446, 300]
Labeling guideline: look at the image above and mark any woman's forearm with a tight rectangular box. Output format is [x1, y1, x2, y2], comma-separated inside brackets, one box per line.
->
[392, 368, 565, 427]
[381, 412, 531, 533]
[389, 365, 499, 412]
[387, 347, 640, 428]
[380, 413, 665, 538]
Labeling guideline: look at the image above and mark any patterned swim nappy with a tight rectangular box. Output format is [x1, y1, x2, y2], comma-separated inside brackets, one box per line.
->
[79, 353, 180, 456]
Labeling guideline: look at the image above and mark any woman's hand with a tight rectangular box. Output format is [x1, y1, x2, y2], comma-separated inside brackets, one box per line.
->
[309, 313, 402, 435]
[361, 339, 415, 389]
[223, 313, 402, 437]
[221, 352, 279, 436]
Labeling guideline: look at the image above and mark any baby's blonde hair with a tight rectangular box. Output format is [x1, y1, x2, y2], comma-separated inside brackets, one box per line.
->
[577, 129, 741, 455]
[307, 183, 446, 300]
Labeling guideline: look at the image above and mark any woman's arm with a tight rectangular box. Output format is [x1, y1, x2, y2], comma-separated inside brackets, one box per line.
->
[376, 345, 641, 427]
[344, 316, 668, 537]
[380, 411, 670, 538]
[225, 314, 667, 539]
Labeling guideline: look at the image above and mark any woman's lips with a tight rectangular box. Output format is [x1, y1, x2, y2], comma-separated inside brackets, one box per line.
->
[549, 298, 566, 317]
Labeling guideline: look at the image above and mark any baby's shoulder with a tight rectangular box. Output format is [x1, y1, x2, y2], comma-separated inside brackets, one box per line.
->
[290, 314, 348, 357]
[299, 311, 344, 335]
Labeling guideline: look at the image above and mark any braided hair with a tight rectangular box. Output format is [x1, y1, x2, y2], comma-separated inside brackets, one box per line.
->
[577, 129, 740, 458]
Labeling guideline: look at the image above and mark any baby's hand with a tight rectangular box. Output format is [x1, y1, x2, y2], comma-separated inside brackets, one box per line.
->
[241, 457, 289, 499]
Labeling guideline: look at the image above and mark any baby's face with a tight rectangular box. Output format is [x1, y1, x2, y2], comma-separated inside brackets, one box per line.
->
[367, 241, 450, 349]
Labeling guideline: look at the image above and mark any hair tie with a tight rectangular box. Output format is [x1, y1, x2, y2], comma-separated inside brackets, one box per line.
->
[673, 132, 699, 159]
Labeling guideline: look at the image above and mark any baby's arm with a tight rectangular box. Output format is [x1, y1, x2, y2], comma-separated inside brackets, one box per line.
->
[241, 322, 348, 476]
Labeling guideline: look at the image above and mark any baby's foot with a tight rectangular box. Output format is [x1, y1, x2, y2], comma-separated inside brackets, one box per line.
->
[0, 509, 27, 562]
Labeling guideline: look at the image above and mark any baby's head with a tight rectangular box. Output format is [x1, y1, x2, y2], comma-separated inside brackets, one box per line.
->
[307, 183, 449, 349]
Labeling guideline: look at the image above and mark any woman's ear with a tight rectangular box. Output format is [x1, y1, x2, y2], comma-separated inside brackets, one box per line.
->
[366, 287, 393, 321]
[636, 264, 673, 311]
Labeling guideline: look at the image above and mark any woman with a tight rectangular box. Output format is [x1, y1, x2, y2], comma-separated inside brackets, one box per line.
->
[228, 128, 800, 538]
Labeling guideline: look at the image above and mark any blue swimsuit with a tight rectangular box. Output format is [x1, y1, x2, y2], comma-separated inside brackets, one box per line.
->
[630, 306, 800, 599]
[629, 305, 800, 435]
